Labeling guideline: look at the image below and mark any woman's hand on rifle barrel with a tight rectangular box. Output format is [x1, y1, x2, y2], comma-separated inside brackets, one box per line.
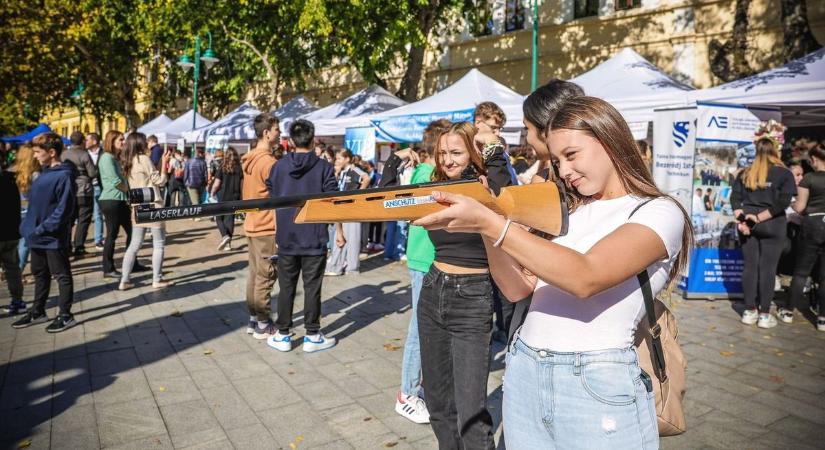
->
[413, 191, 502, 235]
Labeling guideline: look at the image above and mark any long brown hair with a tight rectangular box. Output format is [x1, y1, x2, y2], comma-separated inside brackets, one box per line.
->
[220, 147, 240, 173]
[14, 145, 40, 194]
[122, 132, 147, 177]
[742, 138, 785, 190]
[545, 96, 693, 283]
[432, 122, 486, 182]
[103, 130, 123, 157]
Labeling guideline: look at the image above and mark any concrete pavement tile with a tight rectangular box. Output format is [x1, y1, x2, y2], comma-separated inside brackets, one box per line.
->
[85, 329, 134, 354]
[224, 423, 278, 450]
[685, 385, 788, 426]
[150, 375, 204, 406]
[5, 357, 53, 382]
[91, 369, 153, 405]
[355, 391, 397, 419]
[51, 403, 100, 448]
[134, 343, 177, 365]
[159, 399, 223, 448]
[258, 402, 342, 448]
[10, 342, 54, 362]
[233, 373, 301, 411]
[200, 384, 259, 429]
[212, 351, 273, 380]
[128, 326, 172, 347]
[751, 390, 825, 424]
[737, 360, 825, 393]
[177, 350, 220, 373]
[346, 432, 413, 450]
[177, 434, 232, 450]
[88, 348, 140, 376]
[348, 357, 400, 390]
[306, 439, 355, 450]
[96, 398, 166, 447]
[380, 413, 440, 444]
[301, 378, 356, 411]
[141, 354, 189, 382]
[0, 381, 52, 411]
[105, 434, 173, 450]
[320, 402, 394, 441]
[687, 368, 762, 398]
[189, 367, 231, 390]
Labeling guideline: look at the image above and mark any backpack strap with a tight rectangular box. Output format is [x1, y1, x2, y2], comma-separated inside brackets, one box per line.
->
[629, 198, 668, 382]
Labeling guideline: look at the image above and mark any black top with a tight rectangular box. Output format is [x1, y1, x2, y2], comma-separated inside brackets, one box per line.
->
[731, 165, 796, 216]
[799, 171, 825, 215]
[429, 229, 488, 269]
[338, 166, 366, 192]
[215, 166, 242, 201]
[0, 169, 21, 241]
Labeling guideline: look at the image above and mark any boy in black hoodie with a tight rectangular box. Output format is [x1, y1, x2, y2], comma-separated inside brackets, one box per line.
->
[266, 119, 343, 353]
[13, 132, 77, 333]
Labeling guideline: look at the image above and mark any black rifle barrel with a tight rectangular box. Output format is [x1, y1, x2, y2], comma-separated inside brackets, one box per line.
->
[134, 179, 474, 224]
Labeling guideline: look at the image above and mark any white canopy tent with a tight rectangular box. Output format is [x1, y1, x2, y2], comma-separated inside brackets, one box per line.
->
[154, 110, 212, 144]
[689, 48, 825, 127]
[183, 102, 262, 143]
[300, 85, 407, 136]
[272, 95, 319, 133]
[137, 114, 172, 135]
[370, 69, 525, 143]
[570, 48, 694, 135]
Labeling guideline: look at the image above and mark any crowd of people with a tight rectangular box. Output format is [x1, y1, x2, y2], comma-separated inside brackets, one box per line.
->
[24, 74, 825, 448]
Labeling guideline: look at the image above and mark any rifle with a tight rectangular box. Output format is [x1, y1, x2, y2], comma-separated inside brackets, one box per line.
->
[130, 179, 569, 236]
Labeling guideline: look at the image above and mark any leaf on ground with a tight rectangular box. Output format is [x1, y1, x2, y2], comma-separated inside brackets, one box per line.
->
[383, 343, 401, 351]
[170, 310, 183, 318]
[287, 370, 295, 375]
[158, 386, 167, 392]
[803, 352, 814, 357]
[762, 335, 772, 339]
[769, 375, 784, 384]
[364, 417, 372, 421]
[289, 444, 296, 450]
[295, 436, 303, 443]
[384, 442, 398, 448]
[203, 349, 214, 356]
[719, 351, 735, 357]
[775, 352, 784, 357]
[17, 440, 31, 449]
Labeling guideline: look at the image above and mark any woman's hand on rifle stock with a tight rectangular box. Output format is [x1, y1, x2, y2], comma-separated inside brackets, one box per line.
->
[413, 191, 501, 234]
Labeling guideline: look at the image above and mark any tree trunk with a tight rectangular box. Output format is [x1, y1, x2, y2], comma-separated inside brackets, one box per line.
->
[396, 2, 440, 102]
[780, 0, 822, 61]
[121, 83, 141, 129]
[708, 0, 754, 82]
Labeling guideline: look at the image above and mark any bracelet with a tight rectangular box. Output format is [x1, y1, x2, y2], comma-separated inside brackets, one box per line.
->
[493, 219, 513, 248]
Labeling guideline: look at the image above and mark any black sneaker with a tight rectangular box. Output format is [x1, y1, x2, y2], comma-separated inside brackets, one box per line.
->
[46, 315, 76, 333]
[132, 263, 150, 273]
[12, 311, 49, 329]
[3, 300, 27, 315]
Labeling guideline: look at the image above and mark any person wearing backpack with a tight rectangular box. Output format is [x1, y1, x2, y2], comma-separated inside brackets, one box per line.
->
[184, 147, 208, 206]
[414, 96, 693, 448]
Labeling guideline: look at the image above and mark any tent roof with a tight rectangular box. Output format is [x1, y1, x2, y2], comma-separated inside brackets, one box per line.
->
[1, 123, 53, 143]
[272, 95, 319, 119]
[689, 48, 825, 126]
[183, 102, 261, 143]
[137, 114, 173, 135]
[372, 68, 524, 129]
[301, 85, 407, 136]
[154, 110, 212, 144]
[570, 48, 694, 122]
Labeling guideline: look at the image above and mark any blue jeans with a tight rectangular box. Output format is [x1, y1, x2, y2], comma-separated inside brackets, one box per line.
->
[18, 237, 29, 271]
[400, 269, 425, 396]
[93, 185, 103, 244]
[383, 220, 408, 260]
[503, 336, 659, 449]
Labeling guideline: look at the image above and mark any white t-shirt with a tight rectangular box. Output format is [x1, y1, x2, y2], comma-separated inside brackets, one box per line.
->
[520, 195, 684, 352]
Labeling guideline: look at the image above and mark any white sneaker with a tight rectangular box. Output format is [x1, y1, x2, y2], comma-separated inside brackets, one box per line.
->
[395, 392, 430, 424]
[817, 317, 825, 332]
[267, 331, 292, 352]
[757, 313, 778, 329]
[217, 236, 231, 251]
[302, 332, 336, 352]
[741, 309, 759, 325]
[324, 271, 342, 277]
[777, 307, 794, 324]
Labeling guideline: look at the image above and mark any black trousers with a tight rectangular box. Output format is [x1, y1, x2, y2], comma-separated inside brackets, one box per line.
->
[788, 215, 825, 314]
[492, 281, 515, 335]
[72, 195, 94, 251]
[30, 248, 74, 316]
[275, 254, 326, 334]
[507, 294, 532, 344]
[740, 216, 786, 313]
[418, 266, 494, 450]
[368, 222, 383, 244]
[216, 214, 235, 238]
[100, 200, 132, 273]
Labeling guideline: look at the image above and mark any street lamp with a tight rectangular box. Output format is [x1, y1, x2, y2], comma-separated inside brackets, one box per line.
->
[70, 77, 86, 131]
[525, 0, 545, 91]
[178, 31, 219, 131]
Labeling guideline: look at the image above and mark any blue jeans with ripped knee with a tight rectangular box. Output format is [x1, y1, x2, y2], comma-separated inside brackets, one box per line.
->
[503, 335, 659, 450]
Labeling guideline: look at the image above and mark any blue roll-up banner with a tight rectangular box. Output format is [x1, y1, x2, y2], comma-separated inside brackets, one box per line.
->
[371, 109, 475, 143]
[344, 126, 377, 162]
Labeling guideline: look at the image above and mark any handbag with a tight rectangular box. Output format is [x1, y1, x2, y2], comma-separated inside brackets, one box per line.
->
[630, 200, 688, 436]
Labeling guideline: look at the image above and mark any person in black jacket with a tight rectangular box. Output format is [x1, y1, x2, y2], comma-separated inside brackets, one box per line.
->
[732, 138, 796, 329]
[0, 166, 24, 314]
[62, 131, 98, 257]
[13, 132, 78, 333]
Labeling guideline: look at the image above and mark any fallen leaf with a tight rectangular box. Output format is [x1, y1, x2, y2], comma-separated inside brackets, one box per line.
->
[384, 442, 398, 448]
[287, 370, 295, 375]
[295, 436, 304, 443]
[728, 344, 735, 348]
[383, 343, 401, 351]
[803, 352, 814, 357]
[17, 440, 31, 449]
[203, 349, 214, 356]
[769, 375, 784, 384]
[158, 386, 167, 392]
[289, 444, 296, 450]
[719, 351, 735, 358]
[762, 335, 772, 340]
[775, 352, 784, 357]
[170, 310, 183, 318]
[364, 417, 372, 421]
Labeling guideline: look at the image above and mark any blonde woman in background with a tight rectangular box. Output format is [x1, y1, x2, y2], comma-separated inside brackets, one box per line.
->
[13, 145, 41, 274]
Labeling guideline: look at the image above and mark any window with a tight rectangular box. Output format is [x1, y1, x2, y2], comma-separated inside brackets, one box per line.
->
[574, 0, 599, 18]
[505, 0, 525, 32]
[615, 0, 641, 11]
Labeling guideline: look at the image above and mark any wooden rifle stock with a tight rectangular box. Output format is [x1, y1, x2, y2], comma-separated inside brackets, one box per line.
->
[134, 179, 569, 236]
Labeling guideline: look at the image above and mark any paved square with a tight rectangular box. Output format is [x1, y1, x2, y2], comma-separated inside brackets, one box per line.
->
[1, 221, 824, 449]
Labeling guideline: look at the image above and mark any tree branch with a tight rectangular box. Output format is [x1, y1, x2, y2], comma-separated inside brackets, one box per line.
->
[221, 23, 277, 83]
